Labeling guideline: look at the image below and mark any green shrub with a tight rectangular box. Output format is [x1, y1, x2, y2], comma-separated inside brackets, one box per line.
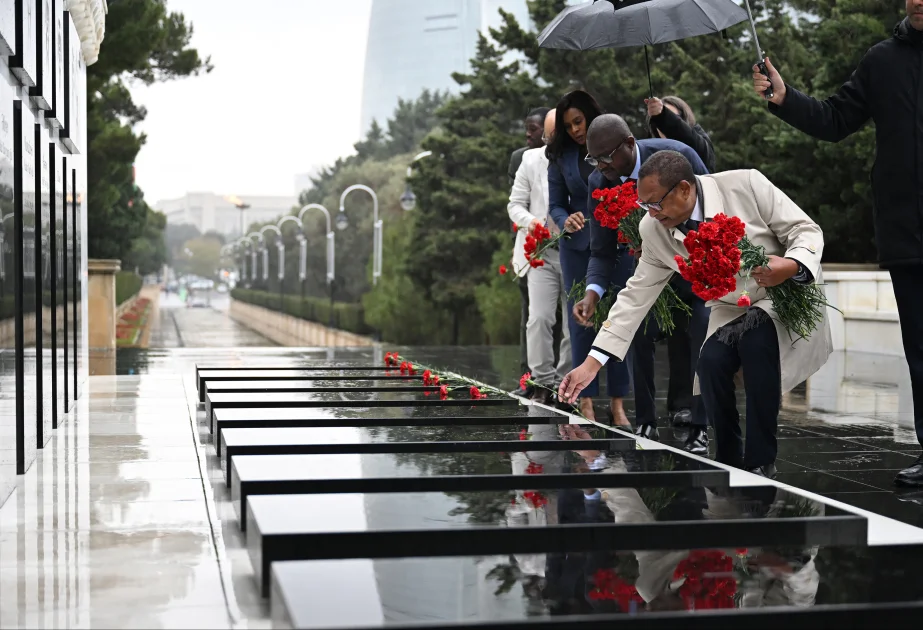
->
[115, 271, 143, 306]
[231, 288, 371, 336]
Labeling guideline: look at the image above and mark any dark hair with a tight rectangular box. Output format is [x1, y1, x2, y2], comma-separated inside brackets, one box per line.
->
[527, 107, 551, 120]
[647, 95, 697, 129]
[545, 90, 604, 161]
[638, 150, 695, 189]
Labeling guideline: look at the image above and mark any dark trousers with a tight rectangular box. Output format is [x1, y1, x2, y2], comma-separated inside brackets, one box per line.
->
[698, 315, 781, 469]
[559, 246, 630, 397]
[889, 266, 923, 448]
[628, 295, 709, 427]
[519, 274, 562, 377]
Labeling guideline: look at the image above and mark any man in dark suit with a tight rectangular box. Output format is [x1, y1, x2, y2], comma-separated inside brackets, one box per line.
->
[510, 107, 554, 396]
[573, 114, 711, 454]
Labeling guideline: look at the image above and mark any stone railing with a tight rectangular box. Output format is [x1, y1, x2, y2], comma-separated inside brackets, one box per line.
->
[822, 265, 900, 356]
[229, 299, 373, 347]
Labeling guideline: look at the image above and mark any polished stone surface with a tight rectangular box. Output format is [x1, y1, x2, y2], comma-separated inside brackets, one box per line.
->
[2, 345, 923, 629]
[271, 544, 923, 628]
[246, 485, 864, 596]
[218, 424, 634, 486]
[231, 449, 731, 529]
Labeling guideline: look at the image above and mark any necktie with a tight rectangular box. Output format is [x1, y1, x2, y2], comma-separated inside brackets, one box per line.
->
[676, 219, 700, 235]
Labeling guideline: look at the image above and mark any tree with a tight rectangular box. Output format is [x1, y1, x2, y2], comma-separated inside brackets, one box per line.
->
[87, 0, 211, 262]
[122, 207, 168, 275]
[406, 35, 543, 344]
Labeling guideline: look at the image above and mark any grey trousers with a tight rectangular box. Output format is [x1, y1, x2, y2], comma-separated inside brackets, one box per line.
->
[526, 248, 572, 386]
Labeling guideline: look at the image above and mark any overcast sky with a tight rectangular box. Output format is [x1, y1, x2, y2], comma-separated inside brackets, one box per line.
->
[131, 0, 372, 205]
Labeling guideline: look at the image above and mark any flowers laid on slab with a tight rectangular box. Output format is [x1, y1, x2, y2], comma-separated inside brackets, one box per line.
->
[674, 213, 832, 341]
[385, 352, 507, 401]
[592, 182, 691, 336]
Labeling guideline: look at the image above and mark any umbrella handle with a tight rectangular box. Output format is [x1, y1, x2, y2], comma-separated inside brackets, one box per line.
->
[644, 45, 653, 99]
[756, 58, 774, 100]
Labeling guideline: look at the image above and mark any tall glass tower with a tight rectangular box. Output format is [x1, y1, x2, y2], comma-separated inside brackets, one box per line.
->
[359, 0, 530, 135]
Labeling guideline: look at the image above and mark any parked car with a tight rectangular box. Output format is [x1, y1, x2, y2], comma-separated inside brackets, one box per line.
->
[187, 288, 211, 308]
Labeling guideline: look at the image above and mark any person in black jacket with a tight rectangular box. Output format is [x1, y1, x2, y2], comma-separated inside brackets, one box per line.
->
[646, 95, 717, 173]
[752, 3, 923, 487]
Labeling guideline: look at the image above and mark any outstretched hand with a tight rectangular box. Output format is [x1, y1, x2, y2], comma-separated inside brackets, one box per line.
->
[558, 359, 603, 405]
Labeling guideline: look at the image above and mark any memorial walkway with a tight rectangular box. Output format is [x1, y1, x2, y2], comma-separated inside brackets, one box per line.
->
[2, 346, 923, 628]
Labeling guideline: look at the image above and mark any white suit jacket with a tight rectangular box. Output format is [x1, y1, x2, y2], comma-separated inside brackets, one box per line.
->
[594, 169, 832, 394]
[507, 148, 551, 278]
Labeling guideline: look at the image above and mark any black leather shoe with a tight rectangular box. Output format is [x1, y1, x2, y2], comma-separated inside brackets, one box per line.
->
[748, 464, 778, 479]
[894, 456, 923, 487]
[671, 408, 692, 426]
[635, 423, 660, 440]
[509, 385, 534, 398]
[683, 427, 709, 456]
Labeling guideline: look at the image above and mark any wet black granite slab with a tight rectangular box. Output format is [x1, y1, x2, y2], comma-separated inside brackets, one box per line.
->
[198, 369, 421, 402]
[211, 406, 563, 454]
[206, 379, 435, 398]
[246, 484, 864, 596]
[218, 424, 635, 486]
[231, 449, 731, 530]
[194, 363, 392, 396]
[269, 544, 923, 629]
[205, 392, 518, 434]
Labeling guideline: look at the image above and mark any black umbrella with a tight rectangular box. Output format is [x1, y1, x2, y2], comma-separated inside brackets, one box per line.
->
[538, 0, 751, 97]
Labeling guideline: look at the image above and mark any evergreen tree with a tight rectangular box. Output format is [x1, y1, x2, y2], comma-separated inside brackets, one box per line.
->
[405, 35, 543, 343]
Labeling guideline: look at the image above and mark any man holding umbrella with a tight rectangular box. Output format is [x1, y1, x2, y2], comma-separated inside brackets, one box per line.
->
[753, 0, 923, 487]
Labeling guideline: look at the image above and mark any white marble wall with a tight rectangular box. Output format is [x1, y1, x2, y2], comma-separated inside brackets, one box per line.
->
[823, 270, 902, 356]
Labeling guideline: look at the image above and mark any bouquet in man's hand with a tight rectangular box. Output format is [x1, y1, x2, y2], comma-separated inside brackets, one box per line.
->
[592, 181, 691, 335]
[674, 213, 831, 341]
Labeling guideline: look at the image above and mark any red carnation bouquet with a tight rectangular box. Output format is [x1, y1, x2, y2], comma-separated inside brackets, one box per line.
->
[592, 181, 691, 335]
[674, 213, 831, 341]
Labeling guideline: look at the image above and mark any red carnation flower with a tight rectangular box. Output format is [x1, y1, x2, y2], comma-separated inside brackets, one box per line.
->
[422, 369, 433, 385]
[498, 264, 508, 275]
[737, 293, 751, 308]
[439, 385, 448, 400]
[519, 372, 531, 391]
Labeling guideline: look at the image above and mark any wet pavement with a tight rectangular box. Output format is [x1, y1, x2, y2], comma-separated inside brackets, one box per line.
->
[1, 338, 923, 626]
[149, 291, 274, 348]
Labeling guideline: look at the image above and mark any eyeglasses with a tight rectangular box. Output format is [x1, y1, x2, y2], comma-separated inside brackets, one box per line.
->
[584, 139, 627, 167]
[636, 182, 679, 213]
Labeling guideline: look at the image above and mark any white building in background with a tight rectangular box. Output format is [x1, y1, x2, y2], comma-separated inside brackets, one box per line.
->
[359, 0, 532, 135]
[155, 193, 297, 239]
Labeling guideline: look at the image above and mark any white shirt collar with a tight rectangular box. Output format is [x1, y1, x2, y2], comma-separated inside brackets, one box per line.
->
[621, 146, 641, 183]
[691, 196, 704, 223]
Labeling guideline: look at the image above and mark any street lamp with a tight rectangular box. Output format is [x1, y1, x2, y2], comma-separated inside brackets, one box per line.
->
[225, 195, 251, 238]
[247, 231, 263, 285]
[338, 185, 382, 285]
[259, 225, 284, 282]
[297, 204, 335, 285]
[235, 237, 251, 282]
[400, 150, 433, 211]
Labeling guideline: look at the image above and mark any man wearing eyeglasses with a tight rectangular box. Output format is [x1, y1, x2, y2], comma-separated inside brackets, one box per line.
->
[573, 114, 710, 455]
[560, 150, 830, 479]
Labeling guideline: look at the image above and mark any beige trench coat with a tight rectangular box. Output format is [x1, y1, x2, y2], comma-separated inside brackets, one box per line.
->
[593, 169, 832, 394]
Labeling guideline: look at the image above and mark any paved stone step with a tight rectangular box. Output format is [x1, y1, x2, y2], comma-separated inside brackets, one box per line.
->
[205, 392, 519, 434]
[218, 425, 635, 486]
[197, 369, 422, 401]
[230, 450, 732, 530]
[211, 406, 565, 455]
[247, 484, 864, 597]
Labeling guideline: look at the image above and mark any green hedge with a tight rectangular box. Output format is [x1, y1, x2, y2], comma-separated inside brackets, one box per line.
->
[115, 271, 143, 306]
[231, 288, 372, 336]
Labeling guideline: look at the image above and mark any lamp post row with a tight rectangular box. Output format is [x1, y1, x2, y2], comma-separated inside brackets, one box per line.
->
[221, 152, 432, 288]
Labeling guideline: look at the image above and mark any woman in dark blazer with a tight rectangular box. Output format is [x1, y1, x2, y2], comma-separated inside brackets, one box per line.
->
[645, 95, 716, 172]
[546, 90, 632, 425]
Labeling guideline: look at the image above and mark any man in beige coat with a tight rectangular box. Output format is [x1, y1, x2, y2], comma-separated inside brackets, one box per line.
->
[560, 151, 831, 478]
